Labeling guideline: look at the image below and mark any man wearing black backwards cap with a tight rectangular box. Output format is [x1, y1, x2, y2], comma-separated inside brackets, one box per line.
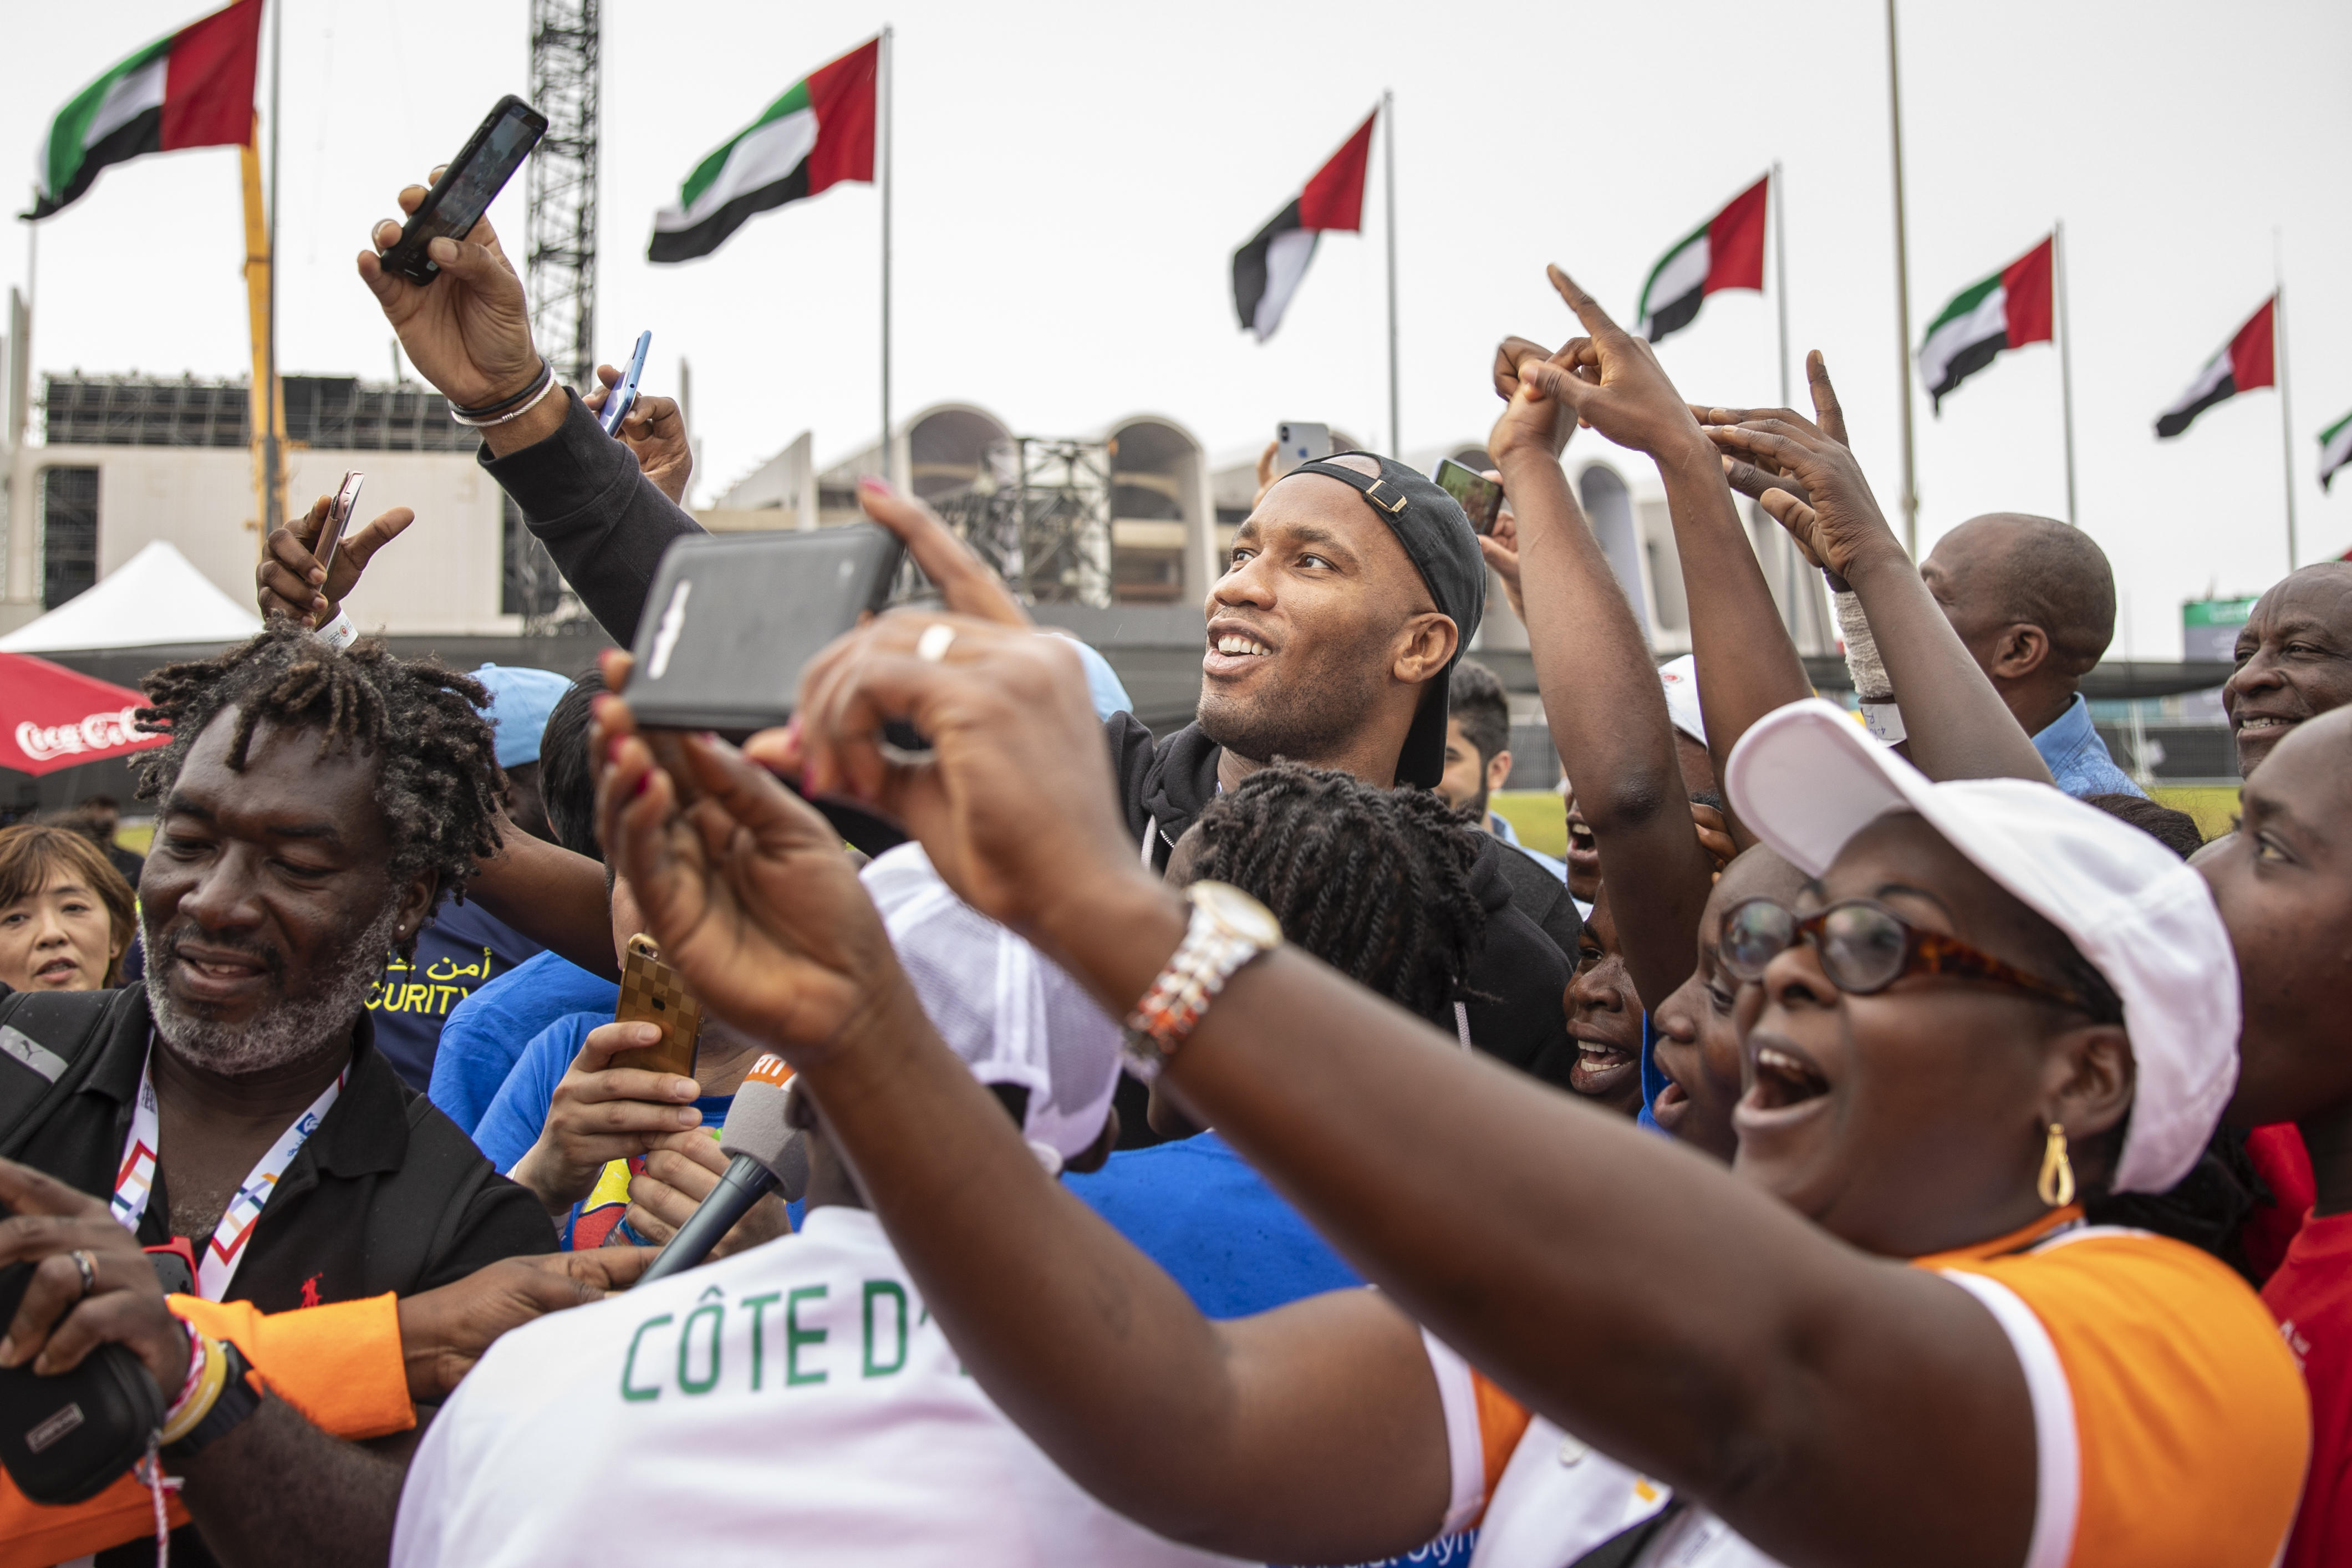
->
[342, 190, 1579, 1097]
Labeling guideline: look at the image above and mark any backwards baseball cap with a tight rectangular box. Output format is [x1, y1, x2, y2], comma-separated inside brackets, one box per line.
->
[1281, 454, 1485, 789]
[1725, 698, 2237, 1195]
[472, 663, 574, 770]
[859, 843, 1121, 1169]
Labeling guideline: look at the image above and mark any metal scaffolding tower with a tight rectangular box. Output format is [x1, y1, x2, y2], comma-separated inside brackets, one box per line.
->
[931, 437, 1114, 607]
[515, 0, 600, 628]
[526, 0, 599, 388]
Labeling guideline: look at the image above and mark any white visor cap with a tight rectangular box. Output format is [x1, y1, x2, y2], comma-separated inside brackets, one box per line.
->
[1723, 698, 2239, 1195]
[859, 843, 1122, 1166]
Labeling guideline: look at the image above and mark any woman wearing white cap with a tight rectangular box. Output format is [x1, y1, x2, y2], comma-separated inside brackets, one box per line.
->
[590, 513, 2309, 1568]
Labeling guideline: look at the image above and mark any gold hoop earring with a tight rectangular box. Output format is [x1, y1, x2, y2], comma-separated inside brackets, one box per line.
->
[2037, 1122, 2076, 1209]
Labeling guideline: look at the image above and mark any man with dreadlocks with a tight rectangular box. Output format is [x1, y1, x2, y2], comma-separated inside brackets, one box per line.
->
[0, 623, 560, 1557]
[1070, 763, 1489, 1323]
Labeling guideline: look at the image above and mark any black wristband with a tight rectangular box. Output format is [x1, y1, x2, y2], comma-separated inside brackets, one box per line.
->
[448, 359, 552, 419]
[162, 1340, 262, 1461]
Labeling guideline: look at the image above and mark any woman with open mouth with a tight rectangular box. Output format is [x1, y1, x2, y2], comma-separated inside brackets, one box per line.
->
[0, 822, 137, 994]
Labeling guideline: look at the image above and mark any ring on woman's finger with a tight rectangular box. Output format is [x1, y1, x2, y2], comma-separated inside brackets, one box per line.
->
[915, 623, 956, 664]
[68, 1249, 98, 1300]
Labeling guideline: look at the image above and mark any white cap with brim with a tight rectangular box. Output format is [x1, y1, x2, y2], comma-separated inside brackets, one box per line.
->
[1723, 698, 2238, 1195]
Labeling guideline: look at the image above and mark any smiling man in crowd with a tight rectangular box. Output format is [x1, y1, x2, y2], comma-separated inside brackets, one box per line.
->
[0, 626, 551, 1320]
[2225, 561, 2352, 779]
[346, 194, 1582, 1096]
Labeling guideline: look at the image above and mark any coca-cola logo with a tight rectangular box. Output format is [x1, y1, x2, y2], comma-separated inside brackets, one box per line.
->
[14, 706, 152, 763]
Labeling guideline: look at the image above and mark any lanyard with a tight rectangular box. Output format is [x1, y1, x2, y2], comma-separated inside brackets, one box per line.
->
[111, 1036, 345, 1301]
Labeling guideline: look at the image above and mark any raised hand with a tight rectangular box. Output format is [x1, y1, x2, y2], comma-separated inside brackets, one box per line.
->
[854, 476, 1033, 628]
[581, 364, 694, 505]
[1505, 268, 1714, 466]
[506, 1020, 706, 1214]
[356, 170, 541, 414]
[590, 669, 914, 1067]
[0, 1157, 189, 1396]
[395, 1248, 656, 1402]
[255, 491, 417, 627]
[1702, 355, 1905, 583]
[1692, 349, 1852, 518]
[766, 613, 1149, 945]
[1475, 470, 1526, 623]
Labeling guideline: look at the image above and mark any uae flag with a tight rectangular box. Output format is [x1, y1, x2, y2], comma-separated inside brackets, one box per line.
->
[2155, 298, 2277, 440]
[1635, 175, 1769, 344]
[1917, 236, 2054, 411]
[648, 37, 878, 264]
[1231, 110, 1377, 342]
[25, 0, 262, 221]
[2322, 409, 2352, 493]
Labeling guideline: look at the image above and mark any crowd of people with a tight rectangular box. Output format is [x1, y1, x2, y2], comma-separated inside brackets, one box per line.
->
[0, 164, 2345, 1568]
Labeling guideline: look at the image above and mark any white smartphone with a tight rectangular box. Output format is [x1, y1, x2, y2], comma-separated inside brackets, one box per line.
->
[1272, 421, 1330, 476]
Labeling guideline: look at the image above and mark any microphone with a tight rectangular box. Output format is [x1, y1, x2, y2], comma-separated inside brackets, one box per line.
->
[638, 1055, 808, 1284]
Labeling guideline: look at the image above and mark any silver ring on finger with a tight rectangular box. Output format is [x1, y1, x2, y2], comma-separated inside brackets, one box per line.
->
[915, 623, 956, 664]
[69, 1249, 98, 1300]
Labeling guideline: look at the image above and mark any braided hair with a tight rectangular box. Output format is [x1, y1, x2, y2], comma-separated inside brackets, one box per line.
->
[1188, 763, 1487, 1027]
[131, 622, 505, 925]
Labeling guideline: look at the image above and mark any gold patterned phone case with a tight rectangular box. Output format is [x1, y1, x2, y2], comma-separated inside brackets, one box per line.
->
[610, 934, 702, 1077]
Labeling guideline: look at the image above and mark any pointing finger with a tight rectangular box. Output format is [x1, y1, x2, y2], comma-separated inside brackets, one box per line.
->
[1545, 265, 1625, 342]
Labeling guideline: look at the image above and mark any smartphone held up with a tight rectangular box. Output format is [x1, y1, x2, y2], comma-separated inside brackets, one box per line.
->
[314, 471, 366, 577]
[600, 331, 654, 437]
[378, 95, 548, 284]
[1433, 459, 1505, 536]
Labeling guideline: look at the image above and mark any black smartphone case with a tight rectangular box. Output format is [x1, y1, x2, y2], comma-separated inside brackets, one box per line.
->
[382, 94, 548, 283]
[627, 526, 912, 855]
[0, 1259, 164, 1505]
[627, 526, 907, 732]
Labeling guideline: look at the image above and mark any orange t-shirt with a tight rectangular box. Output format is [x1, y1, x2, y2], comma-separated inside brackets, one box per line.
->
[0, 1292, 413, 1568]
[1435, 1214, 2309, 1567]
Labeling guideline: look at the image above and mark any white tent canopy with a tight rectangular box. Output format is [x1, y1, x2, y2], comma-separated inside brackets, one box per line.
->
[0, 541, 262, 653]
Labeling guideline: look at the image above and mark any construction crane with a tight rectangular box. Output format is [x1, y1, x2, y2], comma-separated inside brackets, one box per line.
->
[513, 0, 600, 627]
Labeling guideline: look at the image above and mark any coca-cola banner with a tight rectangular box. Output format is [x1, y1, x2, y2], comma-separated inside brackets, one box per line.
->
[0, 651, 167, 777]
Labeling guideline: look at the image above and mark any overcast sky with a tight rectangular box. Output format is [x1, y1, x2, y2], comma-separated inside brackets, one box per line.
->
[8, 0, 2349, 658]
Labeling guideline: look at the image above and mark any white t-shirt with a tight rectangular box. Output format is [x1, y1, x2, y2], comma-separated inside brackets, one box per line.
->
[392, 1206, 1253, 1568]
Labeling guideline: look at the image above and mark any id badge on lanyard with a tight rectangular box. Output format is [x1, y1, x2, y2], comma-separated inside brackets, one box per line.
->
[111, 1037, 344, 1301]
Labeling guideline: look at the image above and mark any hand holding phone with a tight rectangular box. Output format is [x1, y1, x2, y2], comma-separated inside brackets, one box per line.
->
[1433, 459, 1506, 536]
[600, 331, 653, 437]
[379, 96, 548, 284]
[313, 472, 366, 581]
[610, 934, 702, 1078]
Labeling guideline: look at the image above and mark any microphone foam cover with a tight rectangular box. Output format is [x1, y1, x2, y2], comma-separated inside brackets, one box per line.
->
[719, 1057, 807, 1201]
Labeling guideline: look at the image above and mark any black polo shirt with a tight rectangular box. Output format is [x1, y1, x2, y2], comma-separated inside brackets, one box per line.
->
[0, 989, 554, 1312]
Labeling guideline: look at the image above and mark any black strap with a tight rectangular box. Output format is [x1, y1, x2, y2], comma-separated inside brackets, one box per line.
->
[1294, 457, 1413, 516]
[1565, 1498, 1688, 1568]
[0, 987, 130, 1162]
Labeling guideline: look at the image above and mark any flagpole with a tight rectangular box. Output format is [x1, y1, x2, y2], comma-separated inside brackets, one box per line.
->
[879, 25, 894, 490]
[2274, 232, 2297, 572]
[2056, 220, 2078, 528]
[1772, 161, 1790, 409]
[1382, 89, 1398, 456]
[263, 0, 282, 542]
[1884, 0, 1918, 557]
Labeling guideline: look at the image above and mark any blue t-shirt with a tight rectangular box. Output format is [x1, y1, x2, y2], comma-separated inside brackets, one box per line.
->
[367, 898, 546, 1092]
[473, 1011, 738, 1248]
[429, 951, 622, 1137]
[2032, 692, 2147, 801]
[1065, 1131, 1362, 1318]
